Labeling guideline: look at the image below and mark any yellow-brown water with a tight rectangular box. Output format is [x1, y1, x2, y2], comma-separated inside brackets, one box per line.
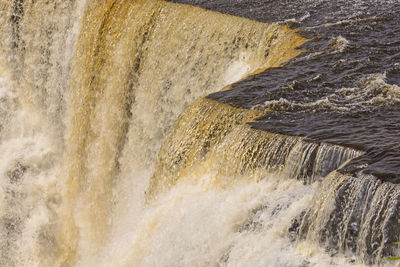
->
[149, 98, 361, 199]
[58, 0, 306, 264]
[0, 0, 309, 265]
[1, 0, 395, 266]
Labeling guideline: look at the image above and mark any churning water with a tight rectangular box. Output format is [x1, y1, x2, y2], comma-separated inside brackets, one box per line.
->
[0, 0, 399, 266]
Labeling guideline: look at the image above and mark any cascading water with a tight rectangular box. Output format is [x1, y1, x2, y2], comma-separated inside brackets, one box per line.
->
[0, 0, 399, 266]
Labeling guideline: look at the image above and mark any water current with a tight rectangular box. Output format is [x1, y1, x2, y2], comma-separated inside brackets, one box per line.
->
[0, 0, 399, 266]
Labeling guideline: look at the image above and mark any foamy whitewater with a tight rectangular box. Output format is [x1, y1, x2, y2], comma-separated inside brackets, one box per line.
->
[0, 0, 399, 266]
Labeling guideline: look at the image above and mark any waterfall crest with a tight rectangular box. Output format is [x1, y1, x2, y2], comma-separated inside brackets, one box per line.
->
[149, 98, 362, 199]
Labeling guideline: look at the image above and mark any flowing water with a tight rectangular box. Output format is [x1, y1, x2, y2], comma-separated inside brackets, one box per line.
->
[0, 0, 399, 266]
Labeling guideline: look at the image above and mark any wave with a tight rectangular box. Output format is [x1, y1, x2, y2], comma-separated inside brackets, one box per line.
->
[260, 73, 400, 113]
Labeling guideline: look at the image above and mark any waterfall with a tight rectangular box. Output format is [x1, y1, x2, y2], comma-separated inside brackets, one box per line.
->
[298, 171, 400, 264]
[149, 98, 362, 199]
[0, 0, 398, 266]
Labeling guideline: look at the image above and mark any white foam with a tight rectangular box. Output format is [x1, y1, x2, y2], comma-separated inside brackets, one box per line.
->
[222, 57, 251, 87]
[329, 36, 349, 53]
[260, 73, 400, 112]
[82, 173, 374, 267]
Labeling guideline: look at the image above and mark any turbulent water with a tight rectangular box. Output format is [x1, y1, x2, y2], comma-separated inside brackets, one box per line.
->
[0, 0, 399, 266]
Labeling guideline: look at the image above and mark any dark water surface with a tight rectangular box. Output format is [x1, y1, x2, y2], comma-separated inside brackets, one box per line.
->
[171, 0, 400, 181]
